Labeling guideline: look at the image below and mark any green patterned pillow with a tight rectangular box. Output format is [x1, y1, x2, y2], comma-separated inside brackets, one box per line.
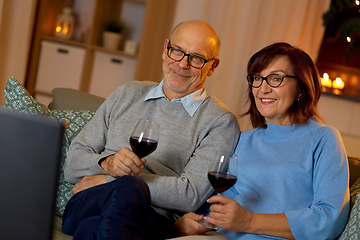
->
[337, 178, 360, 239]
[51, 110, 94, 215]
[4, 77, 95, 216]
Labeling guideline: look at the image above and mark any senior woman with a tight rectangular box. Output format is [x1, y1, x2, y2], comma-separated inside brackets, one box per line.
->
[173, 42, 350, 240]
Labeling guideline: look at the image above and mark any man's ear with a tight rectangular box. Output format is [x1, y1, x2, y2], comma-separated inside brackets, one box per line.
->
[162, 39, 170, 60]
[207, 58, 220, 76]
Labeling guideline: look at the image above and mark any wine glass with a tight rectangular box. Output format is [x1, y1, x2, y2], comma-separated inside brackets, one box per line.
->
[129, 118, 159, 159]
[200, 154, 238, 230]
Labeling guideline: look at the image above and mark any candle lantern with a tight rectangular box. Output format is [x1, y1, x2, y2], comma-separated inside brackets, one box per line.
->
[55, 7, 74, 39]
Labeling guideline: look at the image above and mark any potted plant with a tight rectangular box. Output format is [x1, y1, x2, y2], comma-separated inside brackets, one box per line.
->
[102, 18, 125, 50]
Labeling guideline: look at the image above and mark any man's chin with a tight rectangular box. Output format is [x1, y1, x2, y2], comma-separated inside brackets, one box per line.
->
[168, 85, 186, 94]
[163, 83, 188, 98]
[164, 78, 184, 91]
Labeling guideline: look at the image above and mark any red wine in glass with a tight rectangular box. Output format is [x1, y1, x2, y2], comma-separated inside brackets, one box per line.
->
[208, 171, 237, 194]
[129, 119, 159, 159]
[129, 136, 158, 158]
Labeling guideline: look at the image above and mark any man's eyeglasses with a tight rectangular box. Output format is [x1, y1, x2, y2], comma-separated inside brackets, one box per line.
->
[247, 74, 298, 88]
[166, 41, 215, 69]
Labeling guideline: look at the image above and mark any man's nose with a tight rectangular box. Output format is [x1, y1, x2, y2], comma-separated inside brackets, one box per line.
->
[178, 55, 191, 69]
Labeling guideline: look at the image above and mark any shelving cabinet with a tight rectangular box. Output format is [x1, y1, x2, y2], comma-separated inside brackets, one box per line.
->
[88, 51, 137, 97]
[25, 0, 177, 104]
[35, 40, 86, 92]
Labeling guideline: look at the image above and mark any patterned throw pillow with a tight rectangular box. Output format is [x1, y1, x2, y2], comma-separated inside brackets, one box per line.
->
[4, 77, 95, 216]
[51, 110, 94, 215]
[337, 178, 360, 239]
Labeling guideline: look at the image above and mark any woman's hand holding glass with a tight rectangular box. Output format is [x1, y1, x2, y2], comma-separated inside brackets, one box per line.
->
[200, 154, 238, 230]
[175, 196, 254, 235]
[204, 195, 253, 232]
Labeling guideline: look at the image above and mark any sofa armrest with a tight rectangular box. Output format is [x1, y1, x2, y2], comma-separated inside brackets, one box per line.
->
[48, 88, 105, 111]
[349, 156, 360, 187]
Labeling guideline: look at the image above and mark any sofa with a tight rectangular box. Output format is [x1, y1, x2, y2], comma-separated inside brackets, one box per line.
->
[3, 77, 360, 240]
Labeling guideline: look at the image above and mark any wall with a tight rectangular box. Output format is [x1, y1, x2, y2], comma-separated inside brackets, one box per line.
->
[0, 0, 3, 34]
[0, 0, 37, 105]
[318, 94, 360, 157]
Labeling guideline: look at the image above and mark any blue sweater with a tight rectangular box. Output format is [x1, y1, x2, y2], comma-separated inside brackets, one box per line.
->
[220, 119, 349, 240]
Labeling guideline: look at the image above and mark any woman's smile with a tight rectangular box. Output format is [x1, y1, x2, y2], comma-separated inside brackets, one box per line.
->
[260, 98, 276, 104]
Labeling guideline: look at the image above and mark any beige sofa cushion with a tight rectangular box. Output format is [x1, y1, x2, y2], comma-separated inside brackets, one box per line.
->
[53, 215, 72, 240]
[48, 88, 105, 111]
[52, 214, 226, 240]
[167, 232, 226, 240]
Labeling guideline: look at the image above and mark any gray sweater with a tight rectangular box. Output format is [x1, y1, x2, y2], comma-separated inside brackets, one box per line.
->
[64, 80, 240, 220]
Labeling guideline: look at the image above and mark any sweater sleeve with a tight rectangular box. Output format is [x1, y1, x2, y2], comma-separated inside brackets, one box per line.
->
[141, 112, 240, 214]
[63, 89, 120, 183]
[285, 127, 350, 240]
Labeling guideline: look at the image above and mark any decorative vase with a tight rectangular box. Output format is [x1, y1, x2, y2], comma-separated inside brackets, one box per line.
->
[102, 31, 122, 50]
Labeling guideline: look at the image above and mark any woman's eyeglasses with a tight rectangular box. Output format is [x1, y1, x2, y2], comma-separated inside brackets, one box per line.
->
[247, 74, 297, 88]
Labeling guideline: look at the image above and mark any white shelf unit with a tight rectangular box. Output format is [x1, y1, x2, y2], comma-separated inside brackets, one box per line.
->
[35, 40, 86, 105]
[89, 51, 137, 98]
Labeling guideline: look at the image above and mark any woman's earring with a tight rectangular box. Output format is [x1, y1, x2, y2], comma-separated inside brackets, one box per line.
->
[297, 92, 302, 101]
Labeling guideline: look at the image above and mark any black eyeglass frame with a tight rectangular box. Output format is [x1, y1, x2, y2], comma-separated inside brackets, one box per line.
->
[247, 74, 298, 88]
[166, 41, 216, 69]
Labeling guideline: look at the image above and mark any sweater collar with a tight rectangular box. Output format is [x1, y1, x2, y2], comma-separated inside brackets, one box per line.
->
[263, 119, 315, 140]
[144, 80, 207, 117]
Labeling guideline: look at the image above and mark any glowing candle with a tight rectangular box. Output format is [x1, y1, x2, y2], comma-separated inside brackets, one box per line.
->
[332, 77, 345, 89]
[321, 73, 332, 88]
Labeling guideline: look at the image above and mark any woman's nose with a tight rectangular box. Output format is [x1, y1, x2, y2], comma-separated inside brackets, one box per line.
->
[259, 80, 272, 92]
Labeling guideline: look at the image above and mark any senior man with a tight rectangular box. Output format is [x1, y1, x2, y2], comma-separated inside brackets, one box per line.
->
[62, 20, 240, 240]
